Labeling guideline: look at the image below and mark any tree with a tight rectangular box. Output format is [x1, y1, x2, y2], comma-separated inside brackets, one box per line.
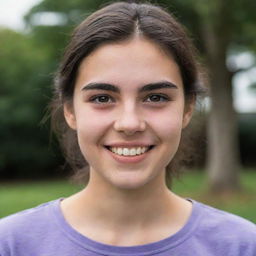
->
[159, 0, 256, 193]
[191, 0, 256, 193]
[199, 1, 241, 192]
[0, 29, 62, 179]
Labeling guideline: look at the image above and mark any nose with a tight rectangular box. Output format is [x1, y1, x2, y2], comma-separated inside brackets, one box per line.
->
[114, 105, 146, 135]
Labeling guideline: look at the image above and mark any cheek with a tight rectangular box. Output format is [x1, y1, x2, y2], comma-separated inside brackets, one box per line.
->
[145, 108, 184, 138]
[145, 111, 184, 169]
[75, 108, 113, 144]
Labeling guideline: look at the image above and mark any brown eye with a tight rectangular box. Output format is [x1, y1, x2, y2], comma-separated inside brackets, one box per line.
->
[97, 96, 110, 103]
[89, 95, 114, 104]
[145, 94, 170, 102]
[149, 95, 161, 102]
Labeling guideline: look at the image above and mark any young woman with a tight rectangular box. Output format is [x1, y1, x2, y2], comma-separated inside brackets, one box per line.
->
[0, 2, 255, 255]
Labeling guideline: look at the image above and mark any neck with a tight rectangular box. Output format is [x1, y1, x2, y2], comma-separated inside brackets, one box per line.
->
[62, 172, 190, 231]
[61, 173, 192, 246]
[83, 178, 172, 226]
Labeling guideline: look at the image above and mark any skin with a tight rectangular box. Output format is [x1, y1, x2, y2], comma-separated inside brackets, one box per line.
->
[62, 37, 194, 246]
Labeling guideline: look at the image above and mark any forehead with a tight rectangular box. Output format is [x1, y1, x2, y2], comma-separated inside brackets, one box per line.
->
[75, 38, 183, 91]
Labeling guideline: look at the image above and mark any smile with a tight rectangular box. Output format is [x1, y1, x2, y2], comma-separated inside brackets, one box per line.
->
[105, 146, 154, 157]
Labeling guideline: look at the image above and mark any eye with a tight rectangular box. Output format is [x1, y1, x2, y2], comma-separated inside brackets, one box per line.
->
[89, 94, 114, 104]
[144, 94, 170, 103]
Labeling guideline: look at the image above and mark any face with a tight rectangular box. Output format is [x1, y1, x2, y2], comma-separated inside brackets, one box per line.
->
[64, 38, 193, 190]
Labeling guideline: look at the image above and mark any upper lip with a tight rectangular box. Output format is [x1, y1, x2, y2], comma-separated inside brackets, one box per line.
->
[104, 142, 155, 148]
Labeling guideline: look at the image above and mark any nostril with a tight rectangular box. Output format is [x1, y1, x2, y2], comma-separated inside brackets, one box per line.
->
[113, 117, 146, 133]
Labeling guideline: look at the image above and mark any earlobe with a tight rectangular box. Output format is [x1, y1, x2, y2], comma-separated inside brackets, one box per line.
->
[182, 110, 193, 128]
[64, 102, 77, 130]
[182, 98, 195, 129]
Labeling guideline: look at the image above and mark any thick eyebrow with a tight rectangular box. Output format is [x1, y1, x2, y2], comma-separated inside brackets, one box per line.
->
[82, 83, 120, 93]
[81, 81, 178, 93]
[139, 82, 178, 92]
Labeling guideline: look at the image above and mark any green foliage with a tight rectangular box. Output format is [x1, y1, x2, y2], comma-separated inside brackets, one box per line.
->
[0, 29, 62, 178]
[159, 0, 256, 53]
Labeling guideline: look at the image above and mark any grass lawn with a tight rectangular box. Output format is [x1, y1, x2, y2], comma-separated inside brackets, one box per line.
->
[0, 170, 255, 223]
[172, 170, 256, 223]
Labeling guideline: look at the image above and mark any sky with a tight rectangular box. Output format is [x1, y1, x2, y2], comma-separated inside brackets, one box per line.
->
[0, 0, 255, 113]
[0, 0, 42, 31]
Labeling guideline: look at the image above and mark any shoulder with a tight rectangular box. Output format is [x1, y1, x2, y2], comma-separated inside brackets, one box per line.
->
[196, 201, 256, 233]
[0, 200, 57, 231]
[193, 201, 256, 254]
[0, 200, 60, 252]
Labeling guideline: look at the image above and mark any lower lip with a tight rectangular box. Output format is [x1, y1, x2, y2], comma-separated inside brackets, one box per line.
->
[105, 148, 153, 164]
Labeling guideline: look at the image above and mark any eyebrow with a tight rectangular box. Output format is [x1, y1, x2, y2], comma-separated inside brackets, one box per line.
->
[81, 81, 178, 93]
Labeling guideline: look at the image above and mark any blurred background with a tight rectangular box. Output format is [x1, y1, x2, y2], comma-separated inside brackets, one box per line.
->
[0, 0, 255, 221]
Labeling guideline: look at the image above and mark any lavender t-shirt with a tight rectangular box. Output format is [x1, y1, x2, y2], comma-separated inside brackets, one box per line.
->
[0, 199, 255, 256]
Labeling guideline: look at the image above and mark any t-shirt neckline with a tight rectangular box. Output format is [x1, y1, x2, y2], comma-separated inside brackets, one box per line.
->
[51, 198, 202, 256]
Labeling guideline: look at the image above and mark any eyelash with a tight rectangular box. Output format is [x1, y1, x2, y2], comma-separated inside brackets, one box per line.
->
[89, 94, 113, 104]
[88, 94, 170, 104]
[144, 94, 170, 103]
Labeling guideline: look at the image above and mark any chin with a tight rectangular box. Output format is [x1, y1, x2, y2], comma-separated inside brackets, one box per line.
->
[107, 171, 160, 191]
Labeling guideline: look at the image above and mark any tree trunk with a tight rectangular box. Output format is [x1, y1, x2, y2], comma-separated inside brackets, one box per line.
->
[207, 62, 241, 193]
[200, 2, 241, 193]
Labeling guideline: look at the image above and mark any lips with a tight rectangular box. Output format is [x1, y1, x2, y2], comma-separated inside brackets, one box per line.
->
[104, 144, 155, 164]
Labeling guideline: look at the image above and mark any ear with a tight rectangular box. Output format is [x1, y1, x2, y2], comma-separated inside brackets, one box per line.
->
[182, 96, 195, 129]
[64, 102, 77, 130]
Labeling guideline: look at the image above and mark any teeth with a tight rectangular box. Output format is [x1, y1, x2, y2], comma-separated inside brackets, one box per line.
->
[136, 148, 141, 154]
[130, 148, 137, 155]
[123, 148, 129, 156]
[109, 147, 150, 156]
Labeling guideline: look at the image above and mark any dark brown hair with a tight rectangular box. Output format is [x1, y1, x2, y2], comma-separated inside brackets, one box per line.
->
[51, 1, 205, 183]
